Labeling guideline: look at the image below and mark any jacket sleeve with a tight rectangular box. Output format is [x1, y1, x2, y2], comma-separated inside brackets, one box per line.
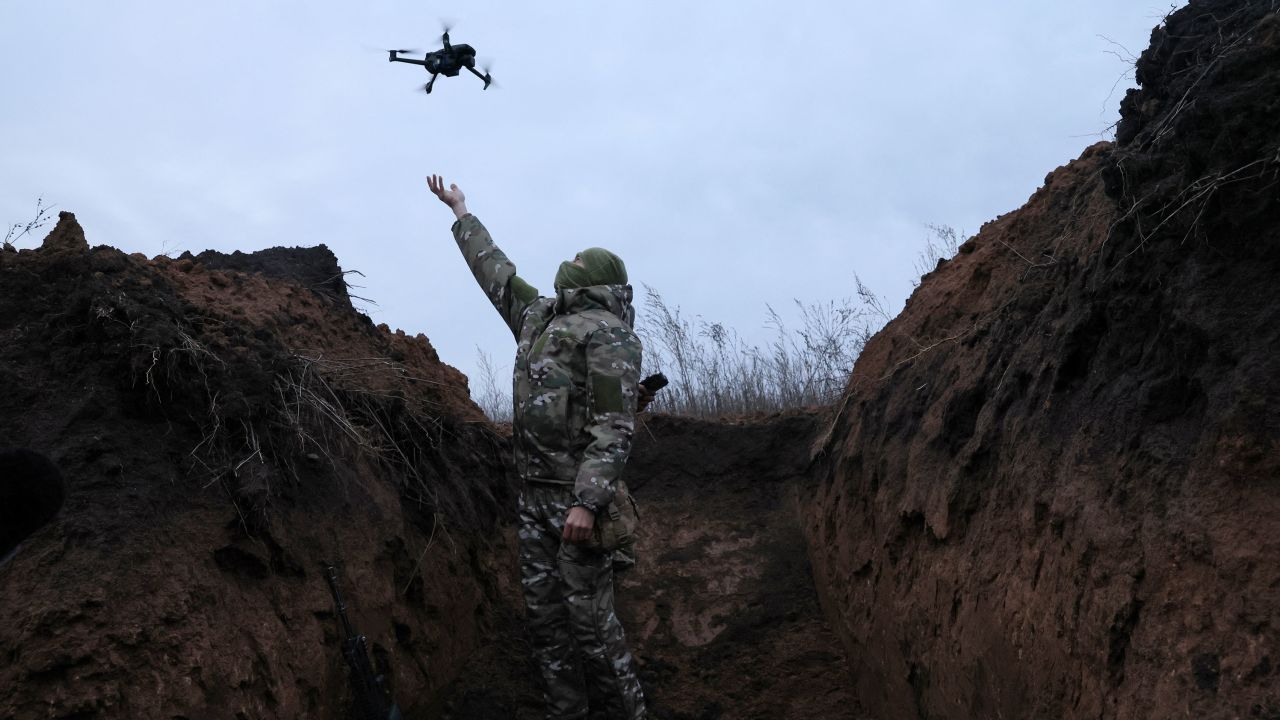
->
[574, 325, 643, 510]
[451, 214, 541, 339]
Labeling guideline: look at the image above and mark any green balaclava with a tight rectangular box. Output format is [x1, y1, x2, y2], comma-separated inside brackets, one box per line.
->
[554, 247, 628, 290]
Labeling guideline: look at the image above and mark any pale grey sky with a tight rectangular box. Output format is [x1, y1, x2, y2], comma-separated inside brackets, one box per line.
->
[1, 2, 1181, 397]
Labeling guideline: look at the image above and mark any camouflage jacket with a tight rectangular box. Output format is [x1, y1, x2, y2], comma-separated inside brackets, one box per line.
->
[452, 214, 642, 510]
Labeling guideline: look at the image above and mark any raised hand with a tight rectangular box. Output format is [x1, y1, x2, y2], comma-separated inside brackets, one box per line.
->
[427, 174, 469, 219]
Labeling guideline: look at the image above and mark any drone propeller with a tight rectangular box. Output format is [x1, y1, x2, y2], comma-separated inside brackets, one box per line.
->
[364, 43, 419, 55]
[479, 61, 497, 90]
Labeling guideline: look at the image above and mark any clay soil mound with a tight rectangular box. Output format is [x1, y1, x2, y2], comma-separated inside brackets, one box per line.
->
[804, 2, 1280, 718]
[0, 218, 520, 718]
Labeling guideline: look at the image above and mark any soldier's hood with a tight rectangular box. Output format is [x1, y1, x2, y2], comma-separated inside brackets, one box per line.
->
[554, 283, 635, 328]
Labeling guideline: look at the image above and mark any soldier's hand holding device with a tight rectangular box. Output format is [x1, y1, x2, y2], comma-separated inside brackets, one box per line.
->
[638, 372, 667, 412]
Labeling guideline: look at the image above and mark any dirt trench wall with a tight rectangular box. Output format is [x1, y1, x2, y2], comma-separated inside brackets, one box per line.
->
[619, 413, 860, 720]
[802, 3, 1280, 719]
[436, 411, 867, 720]
[0, 218, 520, 719]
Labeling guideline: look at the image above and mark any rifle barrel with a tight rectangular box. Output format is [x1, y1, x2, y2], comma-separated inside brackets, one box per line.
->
[326, 565, 358, 640]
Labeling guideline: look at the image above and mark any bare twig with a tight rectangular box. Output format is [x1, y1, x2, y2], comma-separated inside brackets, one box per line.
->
[4, 197, 55, 250]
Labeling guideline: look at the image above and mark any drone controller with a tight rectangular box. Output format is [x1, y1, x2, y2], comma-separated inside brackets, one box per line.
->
[639, 373, 669, 393]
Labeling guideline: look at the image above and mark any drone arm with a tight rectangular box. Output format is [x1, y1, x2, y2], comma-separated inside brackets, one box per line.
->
[465, 66, 492, 89]
[390, 55, 428, 67]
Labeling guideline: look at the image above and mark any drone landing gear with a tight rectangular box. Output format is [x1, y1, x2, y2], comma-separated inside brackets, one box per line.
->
[423, 68, 490, 93]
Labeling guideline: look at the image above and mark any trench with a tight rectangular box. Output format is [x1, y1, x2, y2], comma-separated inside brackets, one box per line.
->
[437, 412, 867, 720]
[0, 229, 868, 720]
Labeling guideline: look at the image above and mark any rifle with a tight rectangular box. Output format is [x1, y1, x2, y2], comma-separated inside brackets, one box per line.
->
[325, 565, 403, 720]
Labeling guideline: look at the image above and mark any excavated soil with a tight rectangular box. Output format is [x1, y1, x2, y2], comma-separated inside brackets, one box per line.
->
[5, 2, 1280, 718]
[0, 221, 521, 719]
[0, 218, 861, 719]
[803, 2, 1280, 719]
[619, 413, 859, 720]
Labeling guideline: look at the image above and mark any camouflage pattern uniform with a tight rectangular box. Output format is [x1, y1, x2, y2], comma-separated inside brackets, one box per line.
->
[452, 214, 646, 720]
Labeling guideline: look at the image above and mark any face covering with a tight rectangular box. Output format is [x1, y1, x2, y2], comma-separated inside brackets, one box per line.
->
[554, 247, 628, 290]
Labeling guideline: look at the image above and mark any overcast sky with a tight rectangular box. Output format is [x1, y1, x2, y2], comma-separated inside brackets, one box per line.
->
[1, 1, 1182, 397]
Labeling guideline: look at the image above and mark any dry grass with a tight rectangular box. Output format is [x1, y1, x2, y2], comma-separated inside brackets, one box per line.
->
[125, 325, 465, 528]
[470, 227, 968, 420]
[913, 224, 962, 282]
[635, 283, 885, 417]
[3, 197, 54, 251]
[469, 287, 886, 421]
[639, 227, 968, 417]
[473, 347, 513, 423]
[470, 289, 887, 422]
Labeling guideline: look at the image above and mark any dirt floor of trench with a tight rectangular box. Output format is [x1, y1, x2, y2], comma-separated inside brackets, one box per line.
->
[437, 412, 866, 720]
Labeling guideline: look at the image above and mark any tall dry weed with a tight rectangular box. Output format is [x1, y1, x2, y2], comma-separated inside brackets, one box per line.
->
[636, 283, 884, 417]
[470, 224, 960, 420]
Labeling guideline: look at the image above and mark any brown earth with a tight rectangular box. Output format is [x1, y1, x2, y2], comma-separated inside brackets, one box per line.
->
[0, 219, 521, 719]
[0, 216, 861, 719]
[4, 2, 1279, 718]
[437, 413, 865, 720]
[619, 413, 858, 720]
[803, 2, 1280, 718]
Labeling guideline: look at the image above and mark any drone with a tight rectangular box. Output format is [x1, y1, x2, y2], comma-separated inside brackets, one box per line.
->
[388, 30, 492, 94]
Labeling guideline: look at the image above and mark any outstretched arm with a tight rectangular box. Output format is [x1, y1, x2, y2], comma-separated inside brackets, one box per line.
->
[428, 174, 540, 338]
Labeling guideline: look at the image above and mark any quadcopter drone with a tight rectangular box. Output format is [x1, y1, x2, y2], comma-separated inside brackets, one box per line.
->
[388, 30, 492, 94]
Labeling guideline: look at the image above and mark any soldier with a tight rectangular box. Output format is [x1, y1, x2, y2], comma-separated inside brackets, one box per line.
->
[427, 174, 648, 720]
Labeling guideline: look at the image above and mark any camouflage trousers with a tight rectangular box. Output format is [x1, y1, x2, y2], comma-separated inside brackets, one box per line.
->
[519, 482, 646, 720]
